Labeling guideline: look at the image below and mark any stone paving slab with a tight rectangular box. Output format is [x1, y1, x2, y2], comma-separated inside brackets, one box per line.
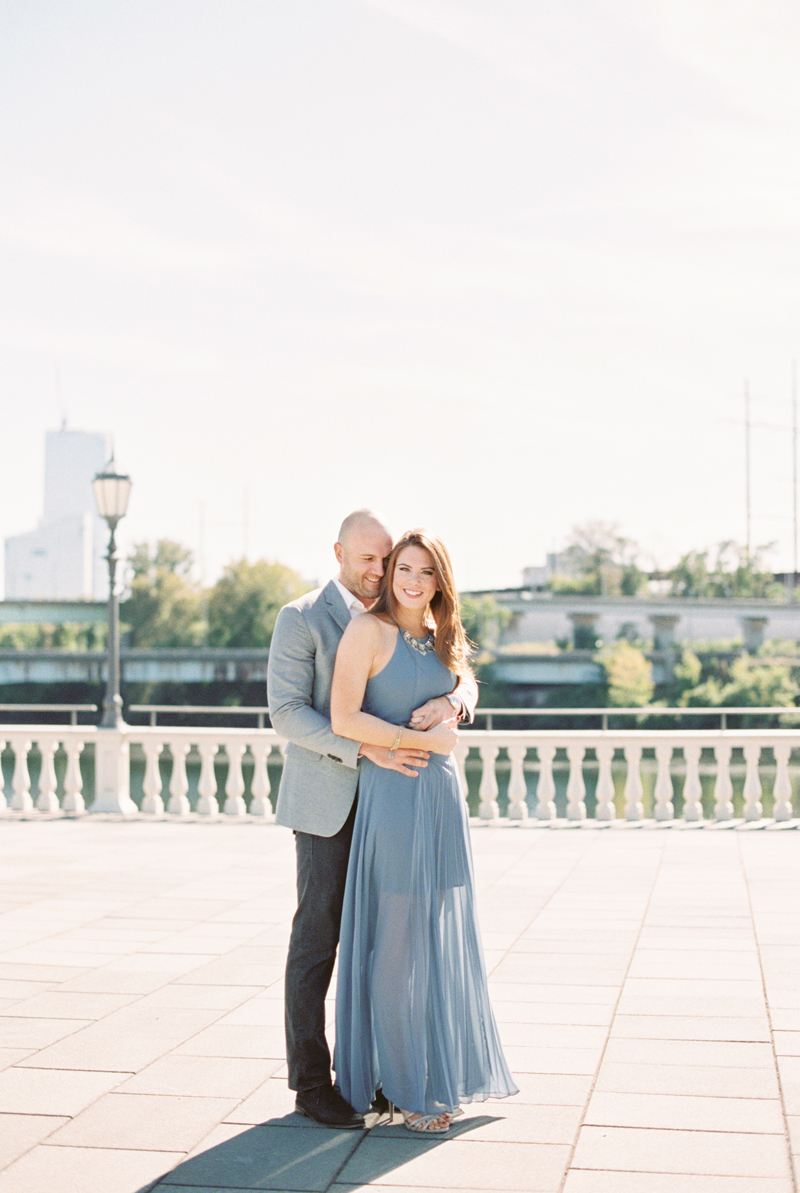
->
[0, 819, 798, 1192]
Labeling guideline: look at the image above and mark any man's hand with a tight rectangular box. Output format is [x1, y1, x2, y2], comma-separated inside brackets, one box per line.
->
[409, 694, 458, 731]
[358, 742, 430, 777]
[426, 718, 459, 756]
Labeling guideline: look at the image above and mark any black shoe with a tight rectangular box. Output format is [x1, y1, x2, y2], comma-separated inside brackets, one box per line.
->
[295, 1084, 365, 1129]
[371, 1089, 391, 1115]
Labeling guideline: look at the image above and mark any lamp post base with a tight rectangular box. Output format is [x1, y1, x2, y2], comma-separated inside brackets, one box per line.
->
[92, 729, 137, 815]
[100, 694, 124, 730]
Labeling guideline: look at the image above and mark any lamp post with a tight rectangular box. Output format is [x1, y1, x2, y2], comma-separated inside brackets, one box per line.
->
[93, 458, 132, 730]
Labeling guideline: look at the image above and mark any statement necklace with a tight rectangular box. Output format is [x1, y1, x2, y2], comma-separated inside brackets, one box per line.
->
[401, 628, 436, 655]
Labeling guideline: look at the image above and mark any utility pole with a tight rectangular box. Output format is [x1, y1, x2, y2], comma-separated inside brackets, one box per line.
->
[242, 485, 249, 561]
[793, 361, 798, 598]
[745, 381, 751, 561]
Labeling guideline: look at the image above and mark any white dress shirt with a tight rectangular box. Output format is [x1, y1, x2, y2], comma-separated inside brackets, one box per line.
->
[333, 578, 367, 620]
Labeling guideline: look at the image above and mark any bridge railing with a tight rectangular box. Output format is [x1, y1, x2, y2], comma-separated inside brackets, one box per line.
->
[469, 706, 800, 731]
[0, 704, 98, 725]
[1, 723, 799, 825]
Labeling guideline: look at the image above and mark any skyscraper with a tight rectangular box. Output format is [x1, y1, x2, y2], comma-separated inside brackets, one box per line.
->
[5, 429, 111, 600]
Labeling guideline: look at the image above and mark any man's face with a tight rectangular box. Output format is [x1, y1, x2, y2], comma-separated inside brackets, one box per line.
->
[335, 523, 393, 605]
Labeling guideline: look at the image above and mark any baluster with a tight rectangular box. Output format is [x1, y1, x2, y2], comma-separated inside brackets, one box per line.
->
[743, 743, 763, 821]
[713, 743, 734, 820]
[36, 736, 60, 813]
[141, 739, 165, 814]
[682, 743, 703, 822]
[196, 741, 219, 817]
[224, 742, 248, 816]
[453, 741, 470, 802]
[566, 744, 586, 821]
[10, 738, 33, 812]
[773, 743, 794, 821]
[250, 741, 274, 819]
[535, 744, 556, 820]
[0, 740, 7, 810]
[167, 741, 191, 815]
[478, 744, 500, 820]
[62, 739, 85, 813]
[624, 744, 643, 821]
[595, 742, 616, 821]
[654, 743, 674, 821]
[507, 743, 528, 821]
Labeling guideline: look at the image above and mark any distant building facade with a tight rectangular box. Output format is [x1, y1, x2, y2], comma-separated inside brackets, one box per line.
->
[4, 429, 111, 600]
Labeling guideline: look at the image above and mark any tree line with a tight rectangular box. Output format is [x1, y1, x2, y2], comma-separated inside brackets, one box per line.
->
[551, 521, 785, 599]
[122, 541, 309, 649]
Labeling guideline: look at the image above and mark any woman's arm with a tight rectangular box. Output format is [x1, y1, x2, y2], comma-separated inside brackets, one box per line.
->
[331, 616, 458, 756]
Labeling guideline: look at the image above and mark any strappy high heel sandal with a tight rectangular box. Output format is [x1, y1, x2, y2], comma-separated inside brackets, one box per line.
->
[400, 1109, 452, 1134]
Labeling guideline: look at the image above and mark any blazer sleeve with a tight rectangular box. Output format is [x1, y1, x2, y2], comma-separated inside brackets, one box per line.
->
[453, 670, 478, 724]
[267, 604, 361, 770]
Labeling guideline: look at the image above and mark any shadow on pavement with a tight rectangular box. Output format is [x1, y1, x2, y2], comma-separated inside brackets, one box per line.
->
[139, 1110, 500, 1192]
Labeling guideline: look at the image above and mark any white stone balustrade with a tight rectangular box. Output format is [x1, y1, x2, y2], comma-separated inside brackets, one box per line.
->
[624, 743, 644, 821]
[1, 726, 800, 826]
[0, 727, 282, 821]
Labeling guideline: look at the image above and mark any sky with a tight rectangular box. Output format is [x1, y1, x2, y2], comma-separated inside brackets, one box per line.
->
[2, 0, 800, 592]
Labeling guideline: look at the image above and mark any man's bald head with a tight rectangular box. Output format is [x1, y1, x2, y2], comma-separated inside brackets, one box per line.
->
[334, 509, 393, 606]
[337, 509, 392, 547]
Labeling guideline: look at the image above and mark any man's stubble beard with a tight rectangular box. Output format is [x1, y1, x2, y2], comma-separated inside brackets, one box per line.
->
[340, 565, 381, 607]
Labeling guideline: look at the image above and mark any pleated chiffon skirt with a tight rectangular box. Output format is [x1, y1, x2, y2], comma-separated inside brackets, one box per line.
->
[334, 752, 518, 1116]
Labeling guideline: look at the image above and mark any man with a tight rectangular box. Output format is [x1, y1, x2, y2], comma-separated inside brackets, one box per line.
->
[268, 509, 477, 1129]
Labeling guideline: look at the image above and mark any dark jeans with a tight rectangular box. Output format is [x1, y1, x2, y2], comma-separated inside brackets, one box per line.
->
[285, 799, 357, 1092]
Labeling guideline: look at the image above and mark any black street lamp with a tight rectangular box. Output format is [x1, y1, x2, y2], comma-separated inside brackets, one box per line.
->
[93, 457, 132, 730]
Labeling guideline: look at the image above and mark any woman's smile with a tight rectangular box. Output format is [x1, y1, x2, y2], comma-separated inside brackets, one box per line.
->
[392, 545, 439, 616]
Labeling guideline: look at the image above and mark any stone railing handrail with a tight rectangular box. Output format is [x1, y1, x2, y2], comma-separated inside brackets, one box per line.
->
[0, 704, 98, 725]
[470, 706, 800, 730]
[129, 705, 271, 728]
[1, 723, 800, 827]
[120, 704, 800, 732]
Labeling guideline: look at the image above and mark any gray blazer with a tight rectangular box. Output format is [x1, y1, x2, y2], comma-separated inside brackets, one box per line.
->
[268, 582, 361, 837]
[268, 579, 479, 838]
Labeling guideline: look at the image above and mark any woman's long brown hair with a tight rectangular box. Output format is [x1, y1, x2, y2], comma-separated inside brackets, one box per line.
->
[371, 529, 473, 678]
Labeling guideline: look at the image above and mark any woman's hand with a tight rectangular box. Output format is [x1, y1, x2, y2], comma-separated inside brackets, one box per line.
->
[425, 718, 459, 755]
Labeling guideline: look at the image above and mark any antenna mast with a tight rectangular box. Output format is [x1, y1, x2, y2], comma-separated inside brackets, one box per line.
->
[793, 362, 798, 598]
[745, 381, 751, 561]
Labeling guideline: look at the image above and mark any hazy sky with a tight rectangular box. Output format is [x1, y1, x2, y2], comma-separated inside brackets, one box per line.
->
[2, 0, 800, 591]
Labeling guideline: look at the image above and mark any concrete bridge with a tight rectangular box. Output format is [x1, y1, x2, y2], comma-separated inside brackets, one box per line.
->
[472, 590, 800, 652]
[0, 600, 106, 625]
[0, 648, 269, 686]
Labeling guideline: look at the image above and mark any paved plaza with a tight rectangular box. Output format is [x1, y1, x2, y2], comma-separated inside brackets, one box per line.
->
[0, 816, 799, 1192]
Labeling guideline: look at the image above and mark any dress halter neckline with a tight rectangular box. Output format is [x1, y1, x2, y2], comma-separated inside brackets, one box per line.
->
[400, 628, 436, 655]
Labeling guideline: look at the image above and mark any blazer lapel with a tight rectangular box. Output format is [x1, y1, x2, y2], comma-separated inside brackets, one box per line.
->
[324, 580, 351, 634]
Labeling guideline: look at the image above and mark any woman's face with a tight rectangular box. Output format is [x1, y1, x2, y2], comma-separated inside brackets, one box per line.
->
[392, 544, 439, 615]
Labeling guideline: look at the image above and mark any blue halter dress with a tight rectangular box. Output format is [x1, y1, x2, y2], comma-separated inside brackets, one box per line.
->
[334, 630, 517, 1116]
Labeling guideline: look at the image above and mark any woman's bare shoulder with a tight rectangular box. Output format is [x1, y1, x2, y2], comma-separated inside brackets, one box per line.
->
[341, 612, 394, 645]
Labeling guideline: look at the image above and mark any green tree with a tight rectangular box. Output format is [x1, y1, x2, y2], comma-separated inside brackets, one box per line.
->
[669, 541, 782, 600]
[551, 522, 646, 596]
[599, 640, 654, 707]
[207, 559, 310, 648]
[721, 657, 797, 707]
[0, 623, 106, 650]
[459, 595, 509, 655]
[671, 649, 702, 704]
[680, 654, 797, 708]
[122, 541, 206, 648]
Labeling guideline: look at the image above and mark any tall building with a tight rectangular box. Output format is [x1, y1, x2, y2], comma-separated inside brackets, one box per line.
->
[4, 429, 112, 600]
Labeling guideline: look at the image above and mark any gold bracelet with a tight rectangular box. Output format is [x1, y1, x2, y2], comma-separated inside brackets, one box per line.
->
[388, 726, 403, 758]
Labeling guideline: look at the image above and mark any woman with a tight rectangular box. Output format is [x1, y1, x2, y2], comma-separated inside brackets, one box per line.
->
[331, 529, 517, 1134]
